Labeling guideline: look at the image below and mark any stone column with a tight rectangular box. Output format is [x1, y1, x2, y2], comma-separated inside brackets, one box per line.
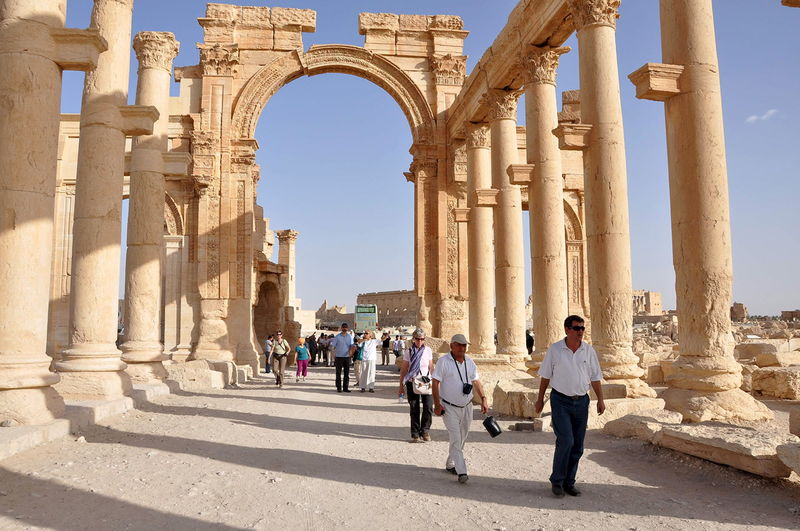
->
[482, 89, 527, 364]
[120, 31, 179, 383]
[56, 0, 157, 400]
[521, 46, 571, 372]
[566, 0, 654, 397]
[628, 0, 772, 421]
[0, 0, 104, 424]
[465, 123, 496, 356]
[277, 230, 298, 308]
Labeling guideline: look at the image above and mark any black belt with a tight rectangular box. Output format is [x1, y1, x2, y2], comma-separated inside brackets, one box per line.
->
[442, 398, 467, 408]
[552, 389, 587, 401]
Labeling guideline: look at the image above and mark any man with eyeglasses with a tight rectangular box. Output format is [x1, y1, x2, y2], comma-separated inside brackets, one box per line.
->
[331, 322, 354, 392]
[534, 314, 605, 498]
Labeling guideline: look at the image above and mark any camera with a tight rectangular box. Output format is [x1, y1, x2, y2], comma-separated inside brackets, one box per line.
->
[462, 383, 473, 395]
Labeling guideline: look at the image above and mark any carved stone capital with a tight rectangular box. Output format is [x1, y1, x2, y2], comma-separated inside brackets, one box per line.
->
[482, 89, 522, 121]
[521, 46, 570, 86]
[191, 130, 219, 156]
[410, 158, 437, 181]
[567, 0, 621, 30]
[430, 54, 467, 86]
[199, 43, 240, 76]
[466, 123, 490, 149]
[133, 31, 179, 72]
[277, 229, 299, 243]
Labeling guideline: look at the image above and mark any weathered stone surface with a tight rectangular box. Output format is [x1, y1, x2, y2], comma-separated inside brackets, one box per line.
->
[734, 342, 777, 362]
[776, 443, 800, 475]
[739, 363, 756, 393]
[588, 398, 666, 430]
[492, 377, 549, 419]
[654, 424, 798, 478]
[754, 350, 800, 368]
[165, 360, 225, 391]
[790, 407, 800, 437]
[602, 409, 684, 442]
[663, 388, 773, 423]
[751, 367, 800, 399]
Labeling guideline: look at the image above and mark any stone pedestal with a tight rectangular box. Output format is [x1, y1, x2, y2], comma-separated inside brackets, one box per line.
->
[120, 31, 180, 383]
[465, 123, 496, 356]
[482, 89, 527, 365]
[56, 0, 156, 400]
[567, 0, 654, 398]
[626, 0, 773, 421]
[0, 0, 104, 424]
[521, 46, 570, 373]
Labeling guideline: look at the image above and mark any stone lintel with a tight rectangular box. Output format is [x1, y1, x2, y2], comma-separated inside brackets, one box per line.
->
[474, 189, 498, 208]
[783, 0, 800, 7]
[507, 163, 535, 185]
[174, 65, 201, 81]
[553, 123, 592, 151]
[453, 208, 470, 223]
[50, 28, 107, 71]
[628, 63, 685, 102]
[123, 151, 188, 177]
[119, 105, 159, 136]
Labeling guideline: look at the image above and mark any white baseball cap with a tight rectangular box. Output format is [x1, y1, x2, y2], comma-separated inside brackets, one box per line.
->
[450, 333, 469, 345]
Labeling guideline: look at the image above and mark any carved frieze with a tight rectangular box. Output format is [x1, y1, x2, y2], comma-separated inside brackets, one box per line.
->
[431, 15, 464, 30]
[466, 123, 490, 149]
[566, 0, 621, 30]
[199, 43, 240, 76]
[430, 54, 467, 86]
[482, 89, 522, 121]
[358, 12, 399, 33]
[521, 46, 570, 86]
[133, 31, 179, 72]
[191, 130, 218, 156]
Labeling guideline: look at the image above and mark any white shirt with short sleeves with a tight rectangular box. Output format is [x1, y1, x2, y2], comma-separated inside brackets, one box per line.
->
[432, 353, 480, 408]
[539, 339, 603, 397]
[360, 338, 379, 361]
[402, 344, 432, 383]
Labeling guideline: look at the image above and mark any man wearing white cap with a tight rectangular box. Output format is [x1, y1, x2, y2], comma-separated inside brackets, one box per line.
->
[432, 333, 489, 484]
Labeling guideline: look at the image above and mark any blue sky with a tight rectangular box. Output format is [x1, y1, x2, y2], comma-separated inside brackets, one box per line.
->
[62, 1, 799, 316]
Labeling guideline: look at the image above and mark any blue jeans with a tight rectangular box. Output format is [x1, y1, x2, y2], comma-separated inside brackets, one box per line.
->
[549, 390, 589, 488]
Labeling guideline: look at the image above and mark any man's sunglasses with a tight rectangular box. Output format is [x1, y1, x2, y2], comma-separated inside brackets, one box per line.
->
[569, 326, 586, 332]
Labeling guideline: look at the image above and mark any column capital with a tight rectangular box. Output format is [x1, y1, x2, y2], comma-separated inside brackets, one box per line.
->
[276, 229, 299, 243]
[198, 43, 240, 76]
[465, 123, 490, 149]
[481, 89, 522, 121]
[520, 46, 570, 86]
[566, 0, 621, 31]
[133, 31, 180, 72]
[430, 54, 467, 86]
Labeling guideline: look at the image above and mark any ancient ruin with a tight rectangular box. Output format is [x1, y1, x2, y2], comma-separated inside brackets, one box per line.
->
[2, 0, 800, 511]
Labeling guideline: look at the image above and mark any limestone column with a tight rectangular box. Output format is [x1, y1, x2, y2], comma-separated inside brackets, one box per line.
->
[628, 0, 772, 421]
[566, 0, 654, 397]
[56, 0, 157, 399]
[482, 89, 527, 363]
[120, 31, 179, 383]
[0, 0, 104, 423]
[465, 123, 496, 356]
[521, 46, 570, 372]
[277, 230, 298, 309]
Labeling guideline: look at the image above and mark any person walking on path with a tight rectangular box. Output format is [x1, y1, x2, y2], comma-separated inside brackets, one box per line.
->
[295, 337, 311, 382]
[432, 334, 489, 484]
[269, 331, 291, 388]
[352, 333, 363, 388]
[534, 315, 605, 498]
[392, 335, 402, 367]
[331, 323, 354, 392]
[398, 328, 434, 443]
[381, 332, 391, 366]
[357, 331, 379, 392]
[263, 334, 274, 374]
[306, 333, 318, 366]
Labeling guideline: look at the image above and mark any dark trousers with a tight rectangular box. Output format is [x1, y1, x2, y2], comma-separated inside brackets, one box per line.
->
[406, 381, 433, 438]
[334, 357, 350, 391]
[549, 390, 590, 488]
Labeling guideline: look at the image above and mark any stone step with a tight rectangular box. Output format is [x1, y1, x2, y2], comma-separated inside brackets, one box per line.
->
[0, 419, 71, 461]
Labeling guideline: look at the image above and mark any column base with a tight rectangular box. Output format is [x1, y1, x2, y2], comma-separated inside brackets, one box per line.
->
[0, 387, 65, 425]
[124, 361, 167, 383]
[606, 377, 657, 398]
[189, 348, 236, 363]
[663, 387, 774, 423]
[120, 340, 166, 364]
[171, 345, 192, 363]
[54, 370, 132, 401]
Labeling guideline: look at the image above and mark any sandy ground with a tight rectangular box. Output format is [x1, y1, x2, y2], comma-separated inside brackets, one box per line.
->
[1, 365, 799, 531]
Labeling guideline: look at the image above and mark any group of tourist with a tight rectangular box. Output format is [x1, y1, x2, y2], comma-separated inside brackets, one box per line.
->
[263, 315, 604, 496]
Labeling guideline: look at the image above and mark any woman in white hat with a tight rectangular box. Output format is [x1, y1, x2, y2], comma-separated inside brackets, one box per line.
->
[398, 327, 434, 443]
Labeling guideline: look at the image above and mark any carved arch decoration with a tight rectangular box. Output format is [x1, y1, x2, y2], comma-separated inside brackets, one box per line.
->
[231, 45, 435, 147]
[164, 192, 184, 236]
[564, 200, 583, 241]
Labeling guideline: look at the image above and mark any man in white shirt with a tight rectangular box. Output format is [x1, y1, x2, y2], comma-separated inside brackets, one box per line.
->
[432, 334, 489, 484]
[535, 315, 605, 498]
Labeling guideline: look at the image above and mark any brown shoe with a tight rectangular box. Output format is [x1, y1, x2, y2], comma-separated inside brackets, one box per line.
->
[421, 433, 431, 442]
[410, 437, 421, 443]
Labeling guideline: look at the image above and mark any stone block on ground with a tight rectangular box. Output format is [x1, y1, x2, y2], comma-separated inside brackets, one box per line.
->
[491, 375, 549, 418]
[755, 350, 800, 368]
[165, 360, 226, 391]
[654, 424, 799, 478]
[0, 419, 71, 461]
[790, 407, 800, 437]
[235, 366, 248, 383]
[602, 409, 683, 442]
[735, 342, 777, 362]
[740, 364, 756, 393]
[587, 397, 666, 430]
[210, 361, 238, 386]
[776, 443, 800, 475]
[510, 417, 551, 432]
[645, 364, 664, 385]
[64, 397, 135, 430]
[751, 367, 800, 399]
